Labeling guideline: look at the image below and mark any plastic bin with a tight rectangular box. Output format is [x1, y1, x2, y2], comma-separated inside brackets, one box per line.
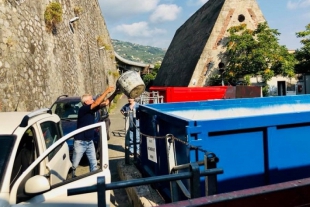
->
[149, 86, 261, 103]
[138, 95, 310, 198]
[149, 86, 228, 102]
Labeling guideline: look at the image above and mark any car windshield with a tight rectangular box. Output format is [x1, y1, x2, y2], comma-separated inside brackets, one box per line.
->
[0, 135, 16, 189]
[51, 101, 82, 119]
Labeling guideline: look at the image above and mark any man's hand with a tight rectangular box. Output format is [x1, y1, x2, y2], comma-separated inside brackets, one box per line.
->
[100, 99, 110, 107]
[105, 86, 115, 93]
[91, 87, 115, 110]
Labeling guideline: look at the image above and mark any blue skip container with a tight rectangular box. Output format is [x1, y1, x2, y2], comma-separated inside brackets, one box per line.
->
[138, 95, 310, 198]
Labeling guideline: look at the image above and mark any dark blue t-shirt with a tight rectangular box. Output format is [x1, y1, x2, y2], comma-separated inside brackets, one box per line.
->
[75, 104, 96, 141]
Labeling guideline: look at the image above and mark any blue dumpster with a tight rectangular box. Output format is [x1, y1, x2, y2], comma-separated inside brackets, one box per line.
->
[138, 95, 310, 198]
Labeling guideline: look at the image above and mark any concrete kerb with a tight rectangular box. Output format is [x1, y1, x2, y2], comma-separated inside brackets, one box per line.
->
[111, 94, 165, 206]
[117, 160, 165, 207]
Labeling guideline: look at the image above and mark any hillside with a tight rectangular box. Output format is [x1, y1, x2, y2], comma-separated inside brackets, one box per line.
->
[112, 39, 166, 64]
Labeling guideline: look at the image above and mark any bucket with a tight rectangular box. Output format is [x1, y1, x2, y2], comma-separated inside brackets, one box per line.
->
[117, 70, 145, 98]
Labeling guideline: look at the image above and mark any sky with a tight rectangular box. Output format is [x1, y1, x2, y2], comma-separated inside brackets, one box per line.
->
[98, 0, 310, 50]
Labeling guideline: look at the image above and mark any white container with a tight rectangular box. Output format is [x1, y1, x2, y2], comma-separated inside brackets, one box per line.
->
[117, 70, 145, 98]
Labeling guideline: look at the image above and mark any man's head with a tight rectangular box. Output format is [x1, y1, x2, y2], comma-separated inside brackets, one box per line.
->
[128, 97, 135, 104]
[81, 94, 94, 105]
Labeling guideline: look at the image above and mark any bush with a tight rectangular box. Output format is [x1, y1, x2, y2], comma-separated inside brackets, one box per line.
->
[44, 2, 63, 33]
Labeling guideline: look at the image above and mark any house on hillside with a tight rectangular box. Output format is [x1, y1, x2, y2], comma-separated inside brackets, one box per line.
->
[153, 0, 297, 96]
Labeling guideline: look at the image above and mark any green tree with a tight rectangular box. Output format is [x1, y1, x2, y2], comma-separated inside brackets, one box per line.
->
[225, 22, 296, 95]
[142, 63, 161, 87]
[295, 23, 310, 74]
[142, 73, 156, 86]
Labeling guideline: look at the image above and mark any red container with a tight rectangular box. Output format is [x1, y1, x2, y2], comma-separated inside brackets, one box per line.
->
[149, 86, 228, 103]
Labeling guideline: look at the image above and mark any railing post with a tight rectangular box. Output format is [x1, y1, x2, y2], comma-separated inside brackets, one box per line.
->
[97, 176, 106, 207]
[133, 109, 137, 160]
[166, 134, 178, 202]
[170, 175, 180, 202]
[125, 113, 130, 164]
[190, 162, 201, 199]
[204, 152, 218, 195]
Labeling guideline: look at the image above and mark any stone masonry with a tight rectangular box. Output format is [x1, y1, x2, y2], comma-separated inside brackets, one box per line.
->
[0, 0, 118, 111]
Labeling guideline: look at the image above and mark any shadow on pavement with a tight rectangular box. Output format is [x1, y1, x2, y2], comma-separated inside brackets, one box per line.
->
[108, 144, 125, 154]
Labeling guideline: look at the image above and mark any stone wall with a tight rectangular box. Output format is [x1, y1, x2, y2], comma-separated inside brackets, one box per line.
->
[0, 0, 117, 111]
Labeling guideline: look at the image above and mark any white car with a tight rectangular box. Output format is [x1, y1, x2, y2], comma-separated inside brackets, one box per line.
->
[0, 108, 111, 206]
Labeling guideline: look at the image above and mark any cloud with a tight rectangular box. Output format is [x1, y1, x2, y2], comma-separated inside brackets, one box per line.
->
[186, 0, 209, 6]
[150, 4, 182, 23]
[287, 0, 310, 10]
[99, 0, 159, 19]
[114, 22, 166, 37]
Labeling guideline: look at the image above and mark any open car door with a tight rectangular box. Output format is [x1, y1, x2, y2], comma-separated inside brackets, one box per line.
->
[10, 122, 111, 207]
[46, 142, 72, 185]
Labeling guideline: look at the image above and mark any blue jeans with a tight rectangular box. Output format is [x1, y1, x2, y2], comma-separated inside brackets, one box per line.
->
[126, 128, 140, 154]
[72, 140, 97, 172]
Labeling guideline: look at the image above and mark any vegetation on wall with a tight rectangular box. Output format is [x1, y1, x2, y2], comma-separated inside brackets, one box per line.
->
[108, 70, 120, 78]
[44, 2, 63, 33]
[108, 93, 122, 113]
[97, 35, 112, 50]
[73, 6, 83, 15]
[5, 36, 15, 48]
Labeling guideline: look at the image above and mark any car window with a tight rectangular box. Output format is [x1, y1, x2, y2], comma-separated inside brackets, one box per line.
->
[51, 100, 82, 119]
[0, 135, 16, 189]
[10, 128, 38, 189]
[40, 121, 62, 160]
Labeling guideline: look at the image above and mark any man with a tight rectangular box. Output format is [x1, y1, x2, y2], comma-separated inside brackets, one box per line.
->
[72, 86, 114, 175]
[120, 97, 140, 155]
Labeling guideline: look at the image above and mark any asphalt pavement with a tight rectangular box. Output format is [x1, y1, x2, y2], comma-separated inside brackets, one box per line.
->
[108, 95, 132, 207]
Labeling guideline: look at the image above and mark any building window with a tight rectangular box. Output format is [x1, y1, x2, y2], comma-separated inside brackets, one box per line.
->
[238, 14, 245, 22]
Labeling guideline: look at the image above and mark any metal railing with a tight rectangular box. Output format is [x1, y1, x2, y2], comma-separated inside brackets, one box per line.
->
[168, 153, 219, 202]
[67, 163, 223, 207]
[138, 91, 164, 104]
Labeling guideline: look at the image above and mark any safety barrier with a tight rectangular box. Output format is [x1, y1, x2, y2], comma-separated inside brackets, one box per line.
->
[67, 163, 223, 207]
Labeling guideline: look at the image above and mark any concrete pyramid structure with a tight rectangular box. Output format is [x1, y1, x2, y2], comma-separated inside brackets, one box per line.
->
[153, 0, 266, 87]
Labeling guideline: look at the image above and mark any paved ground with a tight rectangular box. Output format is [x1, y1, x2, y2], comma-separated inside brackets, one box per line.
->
[108, 95, 165, 207]
[108, 95, 133, 207]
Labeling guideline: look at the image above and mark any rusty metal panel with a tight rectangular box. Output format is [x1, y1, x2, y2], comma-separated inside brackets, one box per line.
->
[224, 86, 262, 99]
[223, 86, 236, 99]
[235, 86, 261, 98]
[157, 177, 310, 207]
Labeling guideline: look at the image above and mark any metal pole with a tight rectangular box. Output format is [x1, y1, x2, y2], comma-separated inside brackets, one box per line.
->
[204, 153, 209, 196]
[125, 113, 130, 164]
[133, 109, 137, 159]
[205, 152, 218, 195]
[190, 162, 201, 199]
[97, 176, 106, 207]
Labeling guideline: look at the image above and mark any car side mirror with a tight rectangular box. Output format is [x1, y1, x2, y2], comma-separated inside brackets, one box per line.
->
[25, 175, 50, 194]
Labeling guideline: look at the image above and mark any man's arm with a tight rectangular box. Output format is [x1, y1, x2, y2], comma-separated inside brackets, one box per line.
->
[99, 99, 110, 108]
[120, 105, 128, 116]
[107, 88, 122, 103]
[91, 86, 114, 110]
